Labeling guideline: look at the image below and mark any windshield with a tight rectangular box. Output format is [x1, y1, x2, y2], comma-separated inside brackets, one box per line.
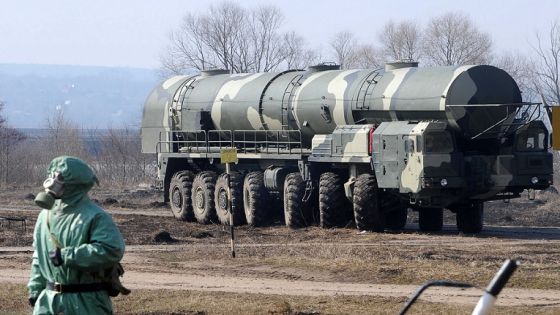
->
[424, 132, 454, 153]
[516, 130, 547, 152]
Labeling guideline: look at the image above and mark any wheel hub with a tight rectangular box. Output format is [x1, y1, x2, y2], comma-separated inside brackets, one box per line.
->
[171, 187, 182, 208]
[195, 188, 205, 211]
[218, 188, 228, 210]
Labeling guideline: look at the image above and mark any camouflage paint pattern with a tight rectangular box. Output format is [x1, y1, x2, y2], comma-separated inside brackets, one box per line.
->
[141, 64, 552, 210]
[141, 75, 190, 153]
[400, 122, 430, 193]
[309, 125, 372, 163]
[142, 64, 521, 152]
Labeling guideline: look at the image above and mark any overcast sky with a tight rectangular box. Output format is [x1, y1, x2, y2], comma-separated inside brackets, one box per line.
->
[0, 0, 558, 69]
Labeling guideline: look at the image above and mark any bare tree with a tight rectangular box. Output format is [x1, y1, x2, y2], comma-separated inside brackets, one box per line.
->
[161, 1, 312, 74]
[247, 6, 286, 72]
[379, 20, 422, 62]
[99, 127, 131, 185]
[161, 2, 247, 74]
[205, 2, 248, 72]
[493, 52, 536, 101]
[0, 101, 25, 186]
[5, 109, 88, 185]
[0, 102, 154, 187]
[346, 45, 382, 69]
[0, 101, 5, 128]
[283, 31, 320, 69]
[423, 12, 492, 66]
[45, 108, 86, 158]
[532, 20, 560, 106]
[160, 13, 216, 76]
[330, 31, 357, 69]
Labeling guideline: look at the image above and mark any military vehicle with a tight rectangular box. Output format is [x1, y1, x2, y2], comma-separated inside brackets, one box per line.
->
[141, 62, 553, 233]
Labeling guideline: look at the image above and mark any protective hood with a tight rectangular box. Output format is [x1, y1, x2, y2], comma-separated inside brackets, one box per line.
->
[46, 156, 98, 208]
[29, 156, 124, 315]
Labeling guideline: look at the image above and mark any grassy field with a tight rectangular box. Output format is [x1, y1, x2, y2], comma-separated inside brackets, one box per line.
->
[2, 187, 560, 314]
[2, 283, 560, 315]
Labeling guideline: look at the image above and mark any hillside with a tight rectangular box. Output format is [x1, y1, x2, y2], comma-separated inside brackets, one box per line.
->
[0, 64, 159, 128]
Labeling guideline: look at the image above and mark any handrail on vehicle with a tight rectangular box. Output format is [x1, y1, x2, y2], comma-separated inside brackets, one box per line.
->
[156, 130, 208, 154]
[156, 129, 304, 155]
[464, 102, 542, 140]
[233, 130, 304, 155]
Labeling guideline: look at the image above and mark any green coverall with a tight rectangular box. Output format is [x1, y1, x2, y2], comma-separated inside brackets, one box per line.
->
[28, 156, 125, 315]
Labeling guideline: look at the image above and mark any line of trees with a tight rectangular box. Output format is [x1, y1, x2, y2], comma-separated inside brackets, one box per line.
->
[0, 106, 154, 188]
[0, 101, 26, 186]
[161, 1, 560, 107]
[160, 5, 495, 72]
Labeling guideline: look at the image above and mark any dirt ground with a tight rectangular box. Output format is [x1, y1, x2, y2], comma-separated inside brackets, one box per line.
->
[1, 185, 560, 314]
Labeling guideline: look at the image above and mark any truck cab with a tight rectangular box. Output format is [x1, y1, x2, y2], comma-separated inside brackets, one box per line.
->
[372, 121, 464, 208]
[512, 120, 552, 191]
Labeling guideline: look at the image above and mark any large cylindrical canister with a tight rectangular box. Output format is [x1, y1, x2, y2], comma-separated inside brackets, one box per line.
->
[208, 70, 304, 131]
[355, 65, 521, 139]
[142, 64, 521, 152]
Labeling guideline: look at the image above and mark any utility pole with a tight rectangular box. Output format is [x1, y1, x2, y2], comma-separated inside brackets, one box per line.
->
[220, 148, 238, 258]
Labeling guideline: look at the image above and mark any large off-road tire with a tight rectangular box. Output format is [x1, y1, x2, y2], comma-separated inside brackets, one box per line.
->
[284, 172, 310, 228]
[419, 208, 443, 232]
[456, 202, 484, 233]
[215, 172, 245, 226]
[353, 174, 384, 232]
[319, 172, 351, 228]
[243, 171, 269, 226]
[169, 170, 195, 221]
[191, 171, 217, 224]
[386, 207, 408, 230]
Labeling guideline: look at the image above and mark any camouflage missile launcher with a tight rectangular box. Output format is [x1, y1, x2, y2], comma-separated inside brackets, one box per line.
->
[142, 62, 553, 233]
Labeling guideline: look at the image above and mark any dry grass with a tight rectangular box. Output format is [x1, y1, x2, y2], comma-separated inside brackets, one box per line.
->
[137, 238, 560, 291]
[483, 189, 560, 226]
[0, 284, 29, 315]
[2, 283, 559, 315]
[2, 187, 560, 314]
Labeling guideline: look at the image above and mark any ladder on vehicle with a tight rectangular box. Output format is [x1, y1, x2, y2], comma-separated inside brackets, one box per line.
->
[355, 70, 381, 110]
[281, 74, 304, 130]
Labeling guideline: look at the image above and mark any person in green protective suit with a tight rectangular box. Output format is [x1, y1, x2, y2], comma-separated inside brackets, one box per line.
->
[28, 156, 126, 315]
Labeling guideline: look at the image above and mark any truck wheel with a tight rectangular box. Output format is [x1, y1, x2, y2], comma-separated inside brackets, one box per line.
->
[419, 208, 443, 232]
[353, 174, 384, 232]
[386, 207, 408, 230]
[169, 170, 195, 221]
[319, 172, 350, 228]
[191, 171, 217, 224]
[243, 171, 269, 226]
[456, 202, 483, 233]
[215, 172, 245, 226]
[284, 172, 310, 228]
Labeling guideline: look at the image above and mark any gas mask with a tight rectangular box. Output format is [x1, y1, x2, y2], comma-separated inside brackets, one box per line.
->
[34, 172, 65, 209]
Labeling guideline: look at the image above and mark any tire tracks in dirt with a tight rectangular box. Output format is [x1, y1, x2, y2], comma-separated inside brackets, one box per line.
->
[2, 268, 559, 307]
[3, 206, 560, 307]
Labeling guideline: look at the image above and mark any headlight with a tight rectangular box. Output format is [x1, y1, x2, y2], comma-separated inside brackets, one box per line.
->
[440, 178, 448, 187]
[531, 177, 539, 184]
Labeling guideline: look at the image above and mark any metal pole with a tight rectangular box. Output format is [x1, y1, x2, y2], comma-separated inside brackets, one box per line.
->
[472, 260, 518, 315]
[226, 162, 235, 258]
